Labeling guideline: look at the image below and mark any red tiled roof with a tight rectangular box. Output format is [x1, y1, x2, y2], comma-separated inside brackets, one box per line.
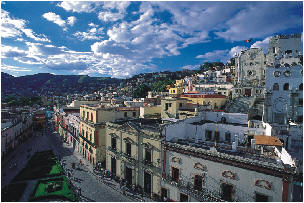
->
[181, 94, 226, 99]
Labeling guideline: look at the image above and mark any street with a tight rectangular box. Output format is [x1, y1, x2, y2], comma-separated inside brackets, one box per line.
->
[1, 122, 138, 202]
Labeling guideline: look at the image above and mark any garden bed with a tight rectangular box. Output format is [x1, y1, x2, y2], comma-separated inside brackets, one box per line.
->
[28, 176, 77, 202]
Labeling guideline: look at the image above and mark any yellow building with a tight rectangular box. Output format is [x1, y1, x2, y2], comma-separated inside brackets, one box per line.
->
[169, 80, 184, 96]
[169, 87, 183, 96]
[180, 93, 227, 110]
[106, 119, 163, 198]
[79, 104, 139, 166]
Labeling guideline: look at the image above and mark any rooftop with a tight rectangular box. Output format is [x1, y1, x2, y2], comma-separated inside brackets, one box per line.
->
[254, 135, 283, 147]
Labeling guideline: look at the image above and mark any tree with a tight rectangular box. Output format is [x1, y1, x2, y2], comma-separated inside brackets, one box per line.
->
[152, 78, 175, 92]
[133, 84, 151, 98]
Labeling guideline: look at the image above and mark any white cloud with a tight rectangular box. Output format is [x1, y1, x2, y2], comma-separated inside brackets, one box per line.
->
[229, 46, 248, 57]
[251, 37, 271, 54]
[42, 12, 76, 30]
[1, 64, 31, 72]
[67, 16, 77, 26]
[98, 11, 124, 22]
[196, 50, 230, 62]
[181, 65, 200, 70]
[57, 1, 98, 13]
[1, 10, 50, 42]
[42, 12, 66, 27]
[73, 27, 104, 41]
[88, 22, 98, 27]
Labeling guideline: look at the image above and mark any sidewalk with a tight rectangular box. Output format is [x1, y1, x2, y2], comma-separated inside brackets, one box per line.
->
[61, 141, 154, 202]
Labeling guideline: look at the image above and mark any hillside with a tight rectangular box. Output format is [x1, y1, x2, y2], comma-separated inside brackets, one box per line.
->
[1, 72, 121, 98]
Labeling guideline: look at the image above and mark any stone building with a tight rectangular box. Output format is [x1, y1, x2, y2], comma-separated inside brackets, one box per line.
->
[234, 48, 266, 97]
[106, 118, 163, 198]
[266, 34, 302, 66]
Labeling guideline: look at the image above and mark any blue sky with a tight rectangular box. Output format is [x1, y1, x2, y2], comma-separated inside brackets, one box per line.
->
[1, 1, 303, 78]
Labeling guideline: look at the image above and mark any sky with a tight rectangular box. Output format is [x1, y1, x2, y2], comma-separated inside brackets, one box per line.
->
[1, 1, 303, 78]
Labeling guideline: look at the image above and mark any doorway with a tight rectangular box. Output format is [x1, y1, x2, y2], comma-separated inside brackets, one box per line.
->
[111, 157, 116, 176]
[255, 193, 268, 202]
[221, 183, 233, 201]
[161, 188, 168, 201]
[125, 166, 133, 187]
[180, 193, 188, 202]
[144, 171, 152, 195]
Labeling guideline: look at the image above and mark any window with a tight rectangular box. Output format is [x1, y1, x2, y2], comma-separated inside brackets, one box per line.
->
[86, 131, 88, 139]
[285, 50, 292, 54]
[205, 130, 212, 141]
[145, 148, 152, 162]
[124, 112, 127, 117]
[87, 112, 89, 120]
[273, 83, 279, 91]
[214, 131, 220, 142]
[133, 112, 136, 117]
[283, 83, 289, 91]
[83, 111, 85, 119]
[165, 103, 172, 111]
[111, 137, 117, 150]
[89, 134, 91, 141]
[299, 98, 303, 107]
[126, 142, 131, 156]
[272, 47, 275, 53]
[91, 113, 93, 121]
[194, 175, 203, 191]
[225, 132, 231, 142]
[299, 83, 303, 90]
[273, 71, 281, 77]
[179, 103, 182, 108]
[284, 70, 291, 77]
[172, 167, 179, 182]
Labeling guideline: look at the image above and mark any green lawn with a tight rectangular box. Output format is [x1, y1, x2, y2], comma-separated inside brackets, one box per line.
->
[29, 177, 77, 202]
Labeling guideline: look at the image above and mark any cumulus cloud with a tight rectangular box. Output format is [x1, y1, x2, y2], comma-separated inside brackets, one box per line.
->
[73, 27, 104, 41]
[1, 10, 50, 42]
[42, 12, 76, 30]
[67, 16, 77, 26]
[57, 1, 98, 13]
[251, 37, 271, 54]
[229, 46, 248, 57]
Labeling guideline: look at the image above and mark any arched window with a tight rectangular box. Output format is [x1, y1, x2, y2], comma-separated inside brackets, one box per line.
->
[283, 83, 289, 91]
[273, 83, 279, 91]
[299, 83, 303, 90]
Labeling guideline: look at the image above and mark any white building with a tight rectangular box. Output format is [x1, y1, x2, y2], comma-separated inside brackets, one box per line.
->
[161, 142, 296, 202]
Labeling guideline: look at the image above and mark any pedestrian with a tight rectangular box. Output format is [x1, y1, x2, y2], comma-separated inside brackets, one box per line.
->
[78, 187, 82, 196]
[163, 196, 168, 202]
[119, 179, 123, 189]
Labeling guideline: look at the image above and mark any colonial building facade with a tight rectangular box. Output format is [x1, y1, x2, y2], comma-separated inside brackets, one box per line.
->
[161, 142, 295, 202]
[106, 119, 163, 198]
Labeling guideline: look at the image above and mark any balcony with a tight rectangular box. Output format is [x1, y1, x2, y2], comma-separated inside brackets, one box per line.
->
[79, 133, 96, 148]
[163, 175, 224, 202]
[122, 152, 136, 164]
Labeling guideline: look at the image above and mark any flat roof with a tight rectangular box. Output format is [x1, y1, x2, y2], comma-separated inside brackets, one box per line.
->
[254, 135, 283, 147]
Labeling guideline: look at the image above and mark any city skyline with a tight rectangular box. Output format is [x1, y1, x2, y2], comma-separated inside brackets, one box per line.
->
[1, 1, 303, 78]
